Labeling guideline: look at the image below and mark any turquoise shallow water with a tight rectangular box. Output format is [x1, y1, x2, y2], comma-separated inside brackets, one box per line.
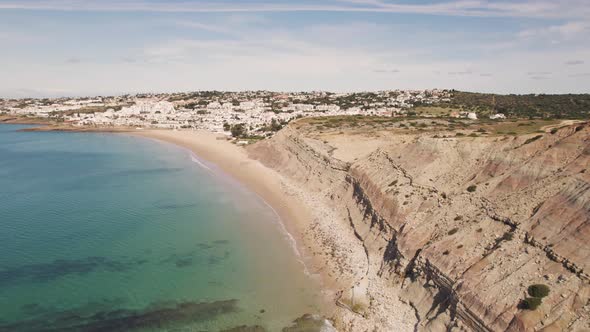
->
[0, 125, 325, 331]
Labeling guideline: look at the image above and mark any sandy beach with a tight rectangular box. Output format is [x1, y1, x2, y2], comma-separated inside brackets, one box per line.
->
[130, 130, 312, 245]
[129, 130, 330, 276]
[131, 130, 352, 319]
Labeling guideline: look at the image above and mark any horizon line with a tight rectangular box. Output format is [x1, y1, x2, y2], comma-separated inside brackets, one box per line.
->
[3, 88, 590, 100]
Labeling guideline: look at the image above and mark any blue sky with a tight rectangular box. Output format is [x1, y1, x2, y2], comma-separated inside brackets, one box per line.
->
[0, 0, 588, 97]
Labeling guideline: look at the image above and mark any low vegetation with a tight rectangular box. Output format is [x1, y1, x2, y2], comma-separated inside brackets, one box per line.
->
[520, 284, 550, 311]
[412, 106, 460, 117]
[523, 135, 543, 145]
[528, 284, 550, 298]
[520, 297, 542, 310]
[445, 91, 590, 119]
[295, 114, 564, 141]
[230, 123, 246, 138]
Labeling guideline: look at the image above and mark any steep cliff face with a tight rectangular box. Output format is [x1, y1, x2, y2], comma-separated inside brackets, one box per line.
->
[248, 122, 590, 332]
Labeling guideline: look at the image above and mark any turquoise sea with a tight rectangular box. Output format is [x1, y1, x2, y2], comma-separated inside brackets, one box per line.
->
[0, 125, 326, 331]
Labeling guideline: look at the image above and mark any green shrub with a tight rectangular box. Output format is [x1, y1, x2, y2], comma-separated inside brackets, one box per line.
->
[550, 128, 558, 134]
[441, 91, 590, 119]
[467, 185, 477, 192]
[523, 135, 543, 145]
[501, 232, 514, 241]
[230, 123, 246, 138]
[520, 297, 542, 310]
[528, 284, 550, 298]
[448, 228, 459, 235]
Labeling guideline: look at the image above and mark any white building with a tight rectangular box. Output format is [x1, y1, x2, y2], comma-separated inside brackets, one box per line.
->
[490, 113, 506, 120]
[207, 102, 222, 109]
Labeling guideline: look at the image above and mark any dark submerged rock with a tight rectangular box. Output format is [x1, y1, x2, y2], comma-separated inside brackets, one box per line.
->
[282, 314, 337, 332]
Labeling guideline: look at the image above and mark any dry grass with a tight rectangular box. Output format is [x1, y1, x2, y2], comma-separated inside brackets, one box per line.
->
[479, 119, 560, 136]
[411, 106, 462, 116]
[292, 116, 562, 138]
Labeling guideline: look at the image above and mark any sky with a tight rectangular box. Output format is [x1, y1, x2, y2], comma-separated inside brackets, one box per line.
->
[0, 0, 589, 97]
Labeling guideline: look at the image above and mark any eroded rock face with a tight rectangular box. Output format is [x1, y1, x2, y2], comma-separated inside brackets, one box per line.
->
[248, 122, 590, 332]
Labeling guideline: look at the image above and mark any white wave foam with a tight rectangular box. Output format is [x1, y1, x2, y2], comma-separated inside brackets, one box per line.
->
[190, 154, 213, 172]
[188, 150, 310, 275]
[256, 196, 312, 276]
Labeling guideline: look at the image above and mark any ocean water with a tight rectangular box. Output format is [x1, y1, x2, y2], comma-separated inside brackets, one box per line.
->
[0, 125, 326, 331]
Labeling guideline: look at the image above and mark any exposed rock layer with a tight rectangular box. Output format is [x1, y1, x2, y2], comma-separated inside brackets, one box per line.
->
[248, 122, 590, 332]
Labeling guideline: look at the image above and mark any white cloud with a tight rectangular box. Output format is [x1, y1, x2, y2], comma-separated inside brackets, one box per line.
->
[1, 1, 590, 97]
[173, 21, 236, 36]
[0, 0, 588, 19]
[518, 21, 590, 40]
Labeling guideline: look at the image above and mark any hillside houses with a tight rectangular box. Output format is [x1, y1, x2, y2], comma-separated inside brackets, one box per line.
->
[3, 89, 452, 135]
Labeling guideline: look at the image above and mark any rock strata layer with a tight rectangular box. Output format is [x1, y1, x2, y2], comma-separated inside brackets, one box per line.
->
[248, 122, 590, 332]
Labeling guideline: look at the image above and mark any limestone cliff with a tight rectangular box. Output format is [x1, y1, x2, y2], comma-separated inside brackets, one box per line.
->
[248, 121, 590, 332]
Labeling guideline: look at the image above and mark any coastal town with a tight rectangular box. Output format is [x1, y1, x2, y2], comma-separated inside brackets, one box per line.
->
[0, 89, 473, 136]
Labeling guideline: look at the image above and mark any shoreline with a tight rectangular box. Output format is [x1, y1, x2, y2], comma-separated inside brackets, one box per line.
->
[3, 122, 417, 330]
[139, 134, 308, 264]
[128, 130, 342, 313]
[2, 122, 345, 319]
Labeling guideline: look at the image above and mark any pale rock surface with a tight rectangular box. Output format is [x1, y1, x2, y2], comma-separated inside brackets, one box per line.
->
[248, 122, 590, 332]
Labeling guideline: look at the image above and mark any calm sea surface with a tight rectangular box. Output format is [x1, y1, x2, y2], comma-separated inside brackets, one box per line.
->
[0, 125, 325, 331]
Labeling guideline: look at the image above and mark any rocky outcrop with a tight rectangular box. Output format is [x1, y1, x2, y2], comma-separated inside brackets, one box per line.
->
[248, 123, 590, 332]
